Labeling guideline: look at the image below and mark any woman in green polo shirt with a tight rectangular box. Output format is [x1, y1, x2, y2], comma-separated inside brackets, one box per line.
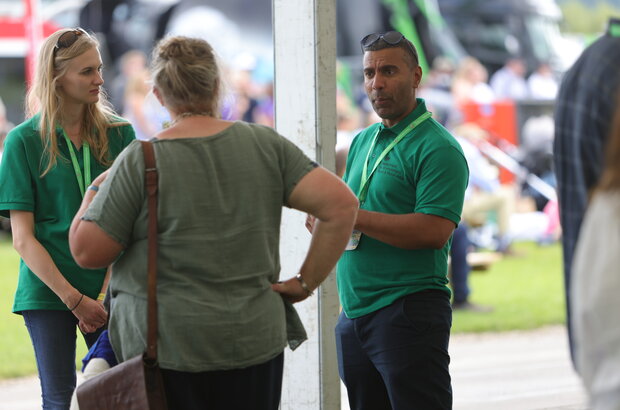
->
[0, 28, 135, 409]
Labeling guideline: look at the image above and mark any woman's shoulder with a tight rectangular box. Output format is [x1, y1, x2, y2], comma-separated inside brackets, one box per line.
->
[107, 114, 131, 126]
[105, 115, 136, 148]
[4, 116, 41, 147]
[232, 122, 296, 151]
[106, 115, 133, 132]
[232, 121, 279, 138]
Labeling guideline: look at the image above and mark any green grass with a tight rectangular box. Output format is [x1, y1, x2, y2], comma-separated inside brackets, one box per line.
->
[452, 241, 566, 333]
[0, 238, 564, 379]
[0, 236, 89, 379]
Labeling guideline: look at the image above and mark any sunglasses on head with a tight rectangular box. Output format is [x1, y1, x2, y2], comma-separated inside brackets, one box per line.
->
[360, 31, 418, 62]
[53, 28, 88, 58]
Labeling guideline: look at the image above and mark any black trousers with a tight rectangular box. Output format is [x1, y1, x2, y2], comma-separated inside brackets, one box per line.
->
[160, 352, 284, 410]
[336, 291, 453, 410]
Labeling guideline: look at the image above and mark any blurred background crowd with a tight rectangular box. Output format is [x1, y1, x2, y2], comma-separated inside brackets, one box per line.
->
[0, 0, 618, 257]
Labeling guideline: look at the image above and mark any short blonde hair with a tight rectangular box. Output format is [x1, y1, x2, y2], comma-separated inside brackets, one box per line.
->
[150, 36, 222, 117]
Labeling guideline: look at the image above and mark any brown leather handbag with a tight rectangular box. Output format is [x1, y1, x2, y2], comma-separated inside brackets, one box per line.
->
[76, 141, 168, 410]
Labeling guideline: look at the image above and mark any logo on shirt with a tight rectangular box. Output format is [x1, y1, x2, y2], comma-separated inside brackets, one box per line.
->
[377, 161, 403, 180]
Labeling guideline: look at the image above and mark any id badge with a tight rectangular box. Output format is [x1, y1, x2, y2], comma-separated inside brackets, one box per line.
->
[345, 230, 362, 250]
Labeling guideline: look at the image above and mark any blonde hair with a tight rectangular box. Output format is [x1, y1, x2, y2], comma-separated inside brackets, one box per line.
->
[597, 91, 620, 192]
[150, 36, 222, 117]
[26, 28, 119, 176]
[453, 56, 488, 85]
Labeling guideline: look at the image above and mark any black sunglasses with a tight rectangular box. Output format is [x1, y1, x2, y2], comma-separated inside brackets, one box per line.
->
[360, 31, 418, 62]
[53, 28, 88, 58]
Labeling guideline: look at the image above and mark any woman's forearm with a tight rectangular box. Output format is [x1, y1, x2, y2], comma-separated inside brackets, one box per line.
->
[297, 207, 357, 291]
[11, 211, 81, 307]
[12, 210, 108, 329]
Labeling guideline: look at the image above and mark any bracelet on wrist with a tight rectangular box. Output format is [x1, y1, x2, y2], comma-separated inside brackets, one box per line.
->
[87, 185, 99, 192]
[69, 293, 84, 311]
[295, 274, 314, 296]
[97, 292, 106, 302]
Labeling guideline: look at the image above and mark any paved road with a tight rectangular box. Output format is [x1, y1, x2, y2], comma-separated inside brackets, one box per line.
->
[0, 325, 588, 410]
[449, 325, 588, 410]
[340, 325, 588, 410]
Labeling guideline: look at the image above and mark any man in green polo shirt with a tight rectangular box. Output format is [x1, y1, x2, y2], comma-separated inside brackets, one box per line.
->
[335, 32, 468, 409]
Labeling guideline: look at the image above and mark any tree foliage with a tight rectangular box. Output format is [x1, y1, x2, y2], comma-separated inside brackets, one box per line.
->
[560, 0, 620, 34]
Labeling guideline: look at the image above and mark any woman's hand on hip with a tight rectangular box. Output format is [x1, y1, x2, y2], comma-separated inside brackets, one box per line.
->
[272, 276, 312, 304]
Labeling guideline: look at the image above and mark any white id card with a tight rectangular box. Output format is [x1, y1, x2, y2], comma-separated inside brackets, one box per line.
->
[345, 230, 362, 250]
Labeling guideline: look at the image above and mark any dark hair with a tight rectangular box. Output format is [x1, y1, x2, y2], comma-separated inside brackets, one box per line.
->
[598, 90, 620, 192]
[361, 33, 418, 68]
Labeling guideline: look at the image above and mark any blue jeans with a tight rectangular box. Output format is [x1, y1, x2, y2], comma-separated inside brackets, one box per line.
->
[22, 310, 103, 410]
[336, 291, 452, 410]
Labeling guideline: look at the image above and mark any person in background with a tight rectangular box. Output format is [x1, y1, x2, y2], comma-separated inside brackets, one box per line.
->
[424, 56, 455, 93]
[69, 36, 358, 410]
[0, 28, 135, 409]
[527, 62, 558, 100]
[331, 31, 468, 409]
[0, 97, 14, 234]
[0, 96, 14, 162]
[69, 330, 117, 410]
[520, 115, 556, 212]
[122, 69, 158, 140]
[109, 49, 147, 113]
[451, 56, 495, 107]
[418, 56, 458, 127]
[570, 90, 620, 410]
[449, 221, 493, 312]
[489, 58, 528, 100]
[553, 17, 620, 367]
[454, 123, 515, 254]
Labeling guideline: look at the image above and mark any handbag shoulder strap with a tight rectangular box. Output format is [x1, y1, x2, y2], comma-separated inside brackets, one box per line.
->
[140, 140, 159, 362]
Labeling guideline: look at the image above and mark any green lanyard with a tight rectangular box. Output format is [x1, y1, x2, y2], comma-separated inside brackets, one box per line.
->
[358, 111, 431, 203]
[63, 133, 91, 197]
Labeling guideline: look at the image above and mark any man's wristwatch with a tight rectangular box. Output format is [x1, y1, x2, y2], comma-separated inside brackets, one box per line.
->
[295, 274, 314, 296]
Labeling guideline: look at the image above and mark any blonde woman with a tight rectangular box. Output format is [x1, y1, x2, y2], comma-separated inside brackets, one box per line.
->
[0, 28, 134, 408]
[69, 36, 357, 409]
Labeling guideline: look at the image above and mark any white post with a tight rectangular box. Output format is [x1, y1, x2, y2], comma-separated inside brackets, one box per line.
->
[272, 0, 339, 409]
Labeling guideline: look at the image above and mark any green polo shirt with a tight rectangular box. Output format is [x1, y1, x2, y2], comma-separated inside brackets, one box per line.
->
[337, 99, 469, 318]
[0, 114, 135, 312]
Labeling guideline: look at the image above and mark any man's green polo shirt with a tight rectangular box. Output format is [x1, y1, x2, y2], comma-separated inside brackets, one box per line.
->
[0, 114, 135, 312]
[337, 99, 469, 318]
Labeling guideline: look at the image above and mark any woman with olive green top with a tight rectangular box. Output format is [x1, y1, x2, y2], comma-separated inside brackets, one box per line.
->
[69, 36, 358, 409]
[0, 28, 135, 409]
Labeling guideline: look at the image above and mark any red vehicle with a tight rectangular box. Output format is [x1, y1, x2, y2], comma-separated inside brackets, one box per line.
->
[0, 0, 82, 123]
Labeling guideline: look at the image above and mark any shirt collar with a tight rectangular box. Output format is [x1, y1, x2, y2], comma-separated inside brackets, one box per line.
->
[378, 98, 428, 135]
